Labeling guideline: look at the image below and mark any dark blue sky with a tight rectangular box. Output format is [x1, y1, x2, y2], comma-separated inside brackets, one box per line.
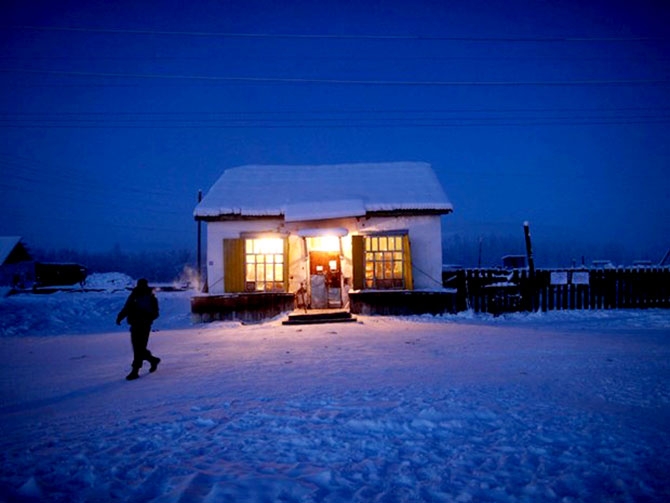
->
[1, 0, 668, 265]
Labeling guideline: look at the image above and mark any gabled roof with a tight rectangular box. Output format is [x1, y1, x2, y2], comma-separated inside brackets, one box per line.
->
[194, 162, 453, 221]
[0, 236, 32, 265]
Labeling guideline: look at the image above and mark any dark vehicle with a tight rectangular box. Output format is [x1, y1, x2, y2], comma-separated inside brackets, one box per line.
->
[34, 262, 87, 288]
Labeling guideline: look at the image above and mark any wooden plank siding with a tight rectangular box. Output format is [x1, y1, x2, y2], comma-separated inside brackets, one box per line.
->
[402, 234, 414, 290]
[351, 235, 365, 291]
[223, 238, 245, 293]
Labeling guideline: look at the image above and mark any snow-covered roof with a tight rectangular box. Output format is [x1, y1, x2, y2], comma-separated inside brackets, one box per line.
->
[0, 236, 24, 264]
[194, 162, 453, 221]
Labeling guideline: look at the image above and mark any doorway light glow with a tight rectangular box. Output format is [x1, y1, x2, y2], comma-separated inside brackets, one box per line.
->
[307, 236, 340, 252]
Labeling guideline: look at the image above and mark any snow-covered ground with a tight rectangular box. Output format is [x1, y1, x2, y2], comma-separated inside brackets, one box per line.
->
[1, 274, 669, 502]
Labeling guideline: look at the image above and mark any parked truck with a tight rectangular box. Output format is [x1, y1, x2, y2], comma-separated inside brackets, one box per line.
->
[34, 262, 87, 288]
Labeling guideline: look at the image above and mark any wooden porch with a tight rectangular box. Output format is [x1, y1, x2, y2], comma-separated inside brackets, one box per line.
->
[190, 292, 295, 323]
[191, 289, 460, 324]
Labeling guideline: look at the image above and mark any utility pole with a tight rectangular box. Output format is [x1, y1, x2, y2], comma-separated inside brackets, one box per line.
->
[197, 190, 203, 291]
[478, 236, 483, 268]
[523, 221, 535, 278]
[523, 221, 536, 311]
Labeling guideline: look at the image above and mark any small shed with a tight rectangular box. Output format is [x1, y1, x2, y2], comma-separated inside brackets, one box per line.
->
[192, 162, 454, 320]
[0, 236, 35, 288]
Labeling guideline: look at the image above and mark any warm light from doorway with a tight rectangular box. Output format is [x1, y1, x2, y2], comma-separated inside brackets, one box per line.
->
[307, 235, 340, 252]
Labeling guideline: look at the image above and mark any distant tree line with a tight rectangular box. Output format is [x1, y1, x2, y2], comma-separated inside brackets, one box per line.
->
[30, 235, 664, 285]
[34, 246, 195, 283]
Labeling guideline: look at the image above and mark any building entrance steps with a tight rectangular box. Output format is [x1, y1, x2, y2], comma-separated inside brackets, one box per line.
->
[282, 309, 357, 325]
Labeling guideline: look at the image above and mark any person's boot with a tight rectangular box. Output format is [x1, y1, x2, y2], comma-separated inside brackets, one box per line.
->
[149, 357, 161, 373]
[126, 369, 140, 381]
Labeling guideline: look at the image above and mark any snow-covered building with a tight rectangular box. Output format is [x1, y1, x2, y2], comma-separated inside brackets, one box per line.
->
[192, 162, 454, 321]
[0, 236, 34, 288]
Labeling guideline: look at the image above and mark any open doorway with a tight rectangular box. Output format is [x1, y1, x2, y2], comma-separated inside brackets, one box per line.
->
[302, 233, 343, 309]
[308, 251, 342, 308]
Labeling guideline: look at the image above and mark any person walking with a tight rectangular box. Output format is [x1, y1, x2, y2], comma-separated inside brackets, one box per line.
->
[116, 278, 161, 381]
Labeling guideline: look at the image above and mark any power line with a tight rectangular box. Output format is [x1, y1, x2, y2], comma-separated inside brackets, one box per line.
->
[2, 115, 669, 123]
[0, 155, 183, 199]
[6, 25, 664, 42]
[2, 68, 668, 86]
[0, 177, 188, 219]
[2, 109, 669, 127]
[0, 156, 192, 222]
[0, 206, 192, 235]
[3, 105, 670, 116]
[2, 55, 669, 62]
[2, 119, 669, 129]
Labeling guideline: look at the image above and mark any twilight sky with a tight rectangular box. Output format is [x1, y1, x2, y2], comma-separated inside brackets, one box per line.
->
[1, 0, 668, 265]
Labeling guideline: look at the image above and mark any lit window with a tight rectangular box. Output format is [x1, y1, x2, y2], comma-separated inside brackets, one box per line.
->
[245, 238, 285, 292]
[364, 235, 406, 289]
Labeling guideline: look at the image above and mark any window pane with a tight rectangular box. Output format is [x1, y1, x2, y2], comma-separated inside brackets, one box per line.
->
[246, 264, 255, 281]
[361, 233, 406, 291]
[270, 239, 283, 254]
[243, 238, 286, 292]
[365, 257, 373, 279]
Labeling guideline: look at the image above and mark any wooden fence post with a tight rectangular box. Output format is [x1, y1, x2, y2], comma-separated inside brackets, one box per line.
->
[455, 270, 468, 312]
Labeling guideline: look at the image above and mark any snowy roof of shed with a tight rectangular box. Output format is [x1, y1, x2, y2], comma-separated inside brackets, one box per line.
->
[0, 236, 27, 264]
[194, 162, 453, 221]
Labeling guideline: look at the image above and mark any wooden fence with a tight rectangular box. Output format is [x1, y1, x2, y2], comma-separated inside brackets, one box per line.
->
[443, 267, 670, 314]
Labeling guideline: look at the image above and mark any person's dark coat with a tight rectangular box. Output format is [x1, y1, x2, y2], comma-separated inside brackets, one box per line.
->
[116, 279, 159, 327]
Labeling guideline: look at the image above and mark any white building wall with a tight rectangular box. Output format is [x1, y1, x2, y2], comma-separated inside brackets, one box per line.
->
[204, 214, 444, 294]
